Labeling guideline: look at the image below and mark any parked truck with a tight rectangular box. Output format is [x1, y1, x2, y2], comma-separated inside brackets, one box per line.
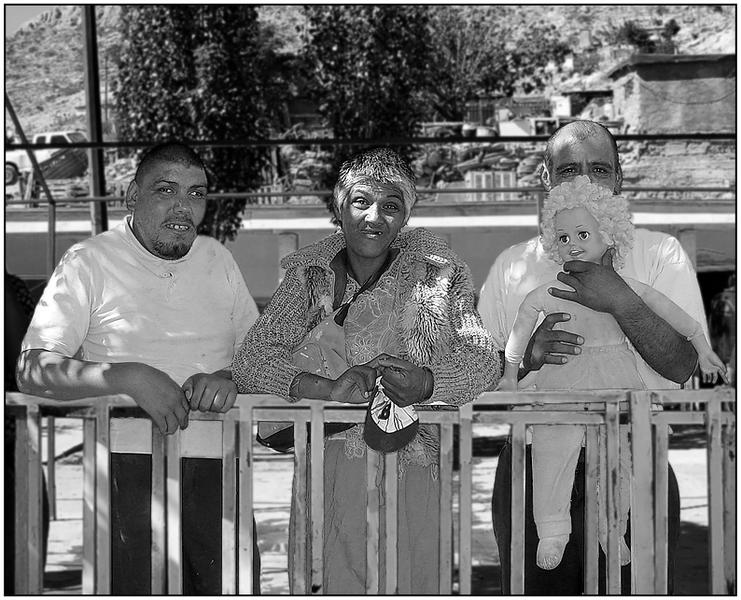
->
[5, 130, 89, 185]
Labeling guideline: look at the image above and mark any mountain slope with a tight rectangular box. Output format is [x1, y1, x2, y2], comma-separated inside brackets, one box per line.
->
[4, 5, 735, 136]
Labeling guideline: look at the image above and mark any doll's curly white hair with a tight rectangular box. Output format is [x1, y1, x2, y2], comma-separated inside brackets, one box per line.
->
[540, 175, 634, 269]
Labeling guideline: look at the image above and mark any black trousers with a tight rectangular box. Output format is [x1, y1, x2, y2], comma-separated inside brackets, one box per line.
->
[111, 454, 261, 595]
[491, 442, 680, 595]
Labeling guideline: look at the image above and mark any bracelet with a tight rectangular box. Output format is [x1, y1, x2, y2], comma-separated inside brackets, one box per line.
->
[289, 372, 306, 398]
[422, 367, 434, 400]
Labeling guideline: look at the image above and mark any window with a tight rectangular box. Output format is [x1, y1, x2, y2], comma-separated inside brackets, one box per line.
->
[493, 170, 517, 201]
[464, 170, 517, 202]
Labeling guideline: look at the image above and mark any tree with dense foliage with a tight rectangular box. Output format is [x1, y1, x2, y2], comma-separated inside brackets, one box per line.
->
[603, 18, 681, 54]
[116, 5, 270, 241]
[303, 5, 433, 176]
[425, 6, 571, 121]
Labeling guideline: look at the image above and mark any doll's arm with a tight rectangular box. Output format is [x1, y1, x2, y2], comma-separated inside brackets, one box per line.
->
[626, 278, 728, 383]
[498, 290, 544, 391]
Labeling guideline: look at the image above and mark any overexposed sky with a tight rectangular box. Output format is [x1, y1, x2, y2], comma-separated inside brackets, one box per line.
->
[5, 5, 56, 36]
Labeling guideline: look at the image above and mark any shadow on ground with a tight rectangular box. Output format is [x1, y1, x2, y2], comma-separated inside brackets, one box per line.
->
[675, 520, 712, 595]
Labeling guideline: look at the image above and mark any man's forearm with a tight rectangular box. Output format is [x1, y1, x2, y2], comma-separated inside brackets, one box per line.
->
[16, 349, 132, 399]
[613, 296, 698, 384]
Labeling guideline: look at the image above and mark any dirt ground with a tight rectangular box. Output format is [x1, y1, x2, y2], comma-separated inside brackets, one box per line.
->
[38, 421, 721, 595]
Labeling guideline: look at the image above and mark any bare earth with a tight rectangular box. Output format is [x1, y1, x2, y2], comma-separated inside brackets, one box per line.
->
[40, 420, 713, 595]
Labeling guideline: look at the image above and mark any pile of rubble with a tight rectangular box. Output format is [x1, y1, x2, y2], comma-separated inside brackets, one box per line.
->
[412, 142, 544, 199]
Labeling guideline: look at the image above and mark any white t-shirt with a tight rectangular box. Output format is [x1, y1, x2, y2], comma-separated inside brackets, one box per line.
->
[23, 215, 259, 387]
[478, 228, 708, 390]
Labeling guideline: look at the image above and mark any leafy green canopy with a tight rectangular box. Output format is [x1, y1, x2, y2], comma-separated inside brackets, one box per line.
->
[116, 5, 270, 241]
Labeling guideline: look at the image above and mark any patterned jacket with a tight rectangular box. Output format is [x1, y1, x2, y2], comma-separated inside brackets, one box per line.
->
[233, 227, 500, 404]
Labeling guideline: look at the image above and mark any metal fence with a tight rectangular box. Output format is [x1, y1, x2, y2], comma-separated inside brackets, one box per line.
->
[7, 387, 735, 595]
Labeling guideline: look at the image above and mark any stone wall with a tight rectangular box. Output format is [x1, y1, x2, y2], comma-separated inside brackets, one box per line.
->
[618, 140, 735, 191]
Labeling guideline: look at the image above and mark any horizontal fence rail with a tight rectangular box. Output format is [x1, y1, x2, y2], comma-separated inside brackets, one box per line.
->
[5, 131, 737, 152]
[6, 388, 735, 595]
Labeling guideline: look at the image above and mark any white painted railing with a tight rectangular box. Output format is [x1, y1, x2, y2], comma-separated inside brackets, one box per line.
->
[6, 388, 735, 595]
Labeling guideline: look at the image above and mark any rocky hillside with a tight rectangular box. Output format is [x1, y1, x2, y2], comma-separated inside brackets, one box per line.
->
[4, 5, 735, 137]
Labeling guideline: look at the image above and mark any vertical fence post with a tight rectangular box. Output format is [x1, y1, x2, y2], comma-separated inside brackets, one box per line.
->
[584, 424, 600, 593]
[439, 422, 454, 594]
[365, 449, 381, 594]
[166, 431, 182, 594]
[652, 410, 669, 594]
[94, 404, 111, 594]
[458, 404, 474, 595]
[238, 403, 255, 595]
[26, 405, 45, 593]
[150, 425, 167, 594]
[706, 396, 725, 593]
[630, 391, 656, 594]
[384, 450, 398, 594]
[510, 421, 527, 595]
[222, 419, 238, 594]
[722, 414, 736, 594]
[47, 416, 57, 520]
[82, 417, 97, 593]
[604, 399, 621, 593]
[14, 407, 30, 593]
[293, 412, 309, 594]
[309, 404, 325, 594]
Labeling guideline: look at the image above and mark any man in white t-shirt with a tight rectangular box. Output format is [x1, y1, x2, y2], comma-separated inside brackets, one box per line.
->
[479, 121, 704, 594]
[17, 143, 260, 594]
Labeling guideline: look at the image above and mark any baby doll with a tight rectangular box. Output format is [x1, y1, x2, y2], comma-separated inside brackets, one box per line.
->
[498, 175, 727, 571]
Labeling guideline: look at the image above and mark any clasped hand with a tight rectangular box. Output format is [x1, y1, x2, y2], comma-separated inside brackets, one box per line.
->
[329, 354, 432, 407]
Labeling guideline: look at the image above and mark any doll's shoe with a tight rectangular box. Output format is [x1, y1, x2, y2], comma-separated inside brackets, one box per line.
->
[536, 535, 569, 570]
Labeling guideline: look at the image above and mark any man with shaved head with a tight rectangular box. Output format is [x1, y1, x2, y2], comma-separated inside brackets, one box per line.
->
[17, 142, 261, 593]
[479, 120, 707, 593]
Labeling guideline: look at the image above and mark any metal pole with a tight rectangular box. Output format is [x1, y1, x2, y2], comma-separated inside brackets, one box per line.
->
[5, 93, 57, 276]
[82, 5, 108, 233]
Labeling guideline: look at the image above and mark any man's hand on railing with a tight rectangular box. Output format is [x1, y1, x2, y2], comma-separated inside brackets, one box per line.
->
[183, 370, 238, 413]
[119, 364, 190, 434]
[495, 376, 517, 392]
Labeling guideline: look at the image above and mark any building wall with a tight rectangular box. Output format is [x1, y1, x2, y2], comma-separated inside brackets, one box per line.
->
[620, 140, 736, 189]
[6, 217, 735, 307]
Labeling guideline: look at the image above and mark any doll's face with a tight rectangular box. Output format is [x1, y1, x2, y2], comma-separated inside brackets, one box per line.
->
[555, 207, 608, 263]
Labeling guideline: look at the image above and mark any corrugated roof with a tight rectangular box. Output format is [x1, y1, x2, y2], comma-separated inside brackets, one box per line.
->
[607, 53, 736, 79]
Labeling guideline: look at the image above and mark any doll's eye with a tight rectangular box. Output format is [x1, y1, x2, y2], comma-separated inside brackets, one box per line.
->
[558, 234, 570, 244]
[578, 231, 590, 240]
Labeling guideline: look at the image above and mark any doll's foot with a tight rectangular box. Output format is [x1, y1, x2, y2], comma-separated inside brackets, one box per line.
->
[598, 535, 632, 566]
[536, 534, 569, 570]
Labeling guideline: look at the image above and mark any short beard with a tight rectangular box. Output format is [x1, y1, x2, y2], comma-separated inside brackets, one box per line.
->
[152, 238, 192, 259]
